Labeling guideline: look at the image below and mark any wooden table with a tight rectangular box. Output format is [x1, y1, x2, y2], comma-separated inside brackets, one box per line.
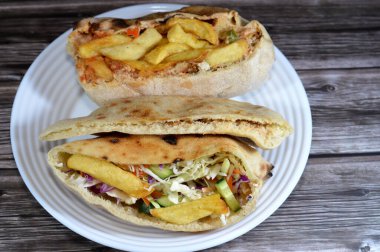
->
[1, 1, 379, 251]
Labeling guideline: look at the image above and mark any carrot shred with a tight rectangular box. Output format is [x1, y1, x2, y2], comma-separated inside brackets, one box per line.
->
[142, 197, 150, 206]
[151, 191, 163, 199]
[233, 169, 241, 175]
[227, 176, 234, 191]
[126, 27, 140, 38]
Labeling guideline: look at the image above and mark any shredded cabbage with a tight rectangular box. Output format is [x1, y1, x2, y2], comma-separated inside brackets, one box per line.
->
[106, 189, 137, 205]
[170, 181, 201, 200]
[64, 152, 245, 209]
[66, 171, 137, 205]
[143, 152, 244, 204]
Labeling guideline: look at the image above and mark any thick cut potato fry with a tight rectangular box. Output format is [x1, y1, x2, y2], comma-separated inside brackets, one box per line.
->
[205, 39, 248, 67]
[166, 18, 219, 45]
[67, 154, 152, 198]
[150, 194, 228, 224]
[78, 34, 132, 58]
[145, 43, 190, 65]
[163, 49, 208, 63]
[100, 44, 147, 61]
[156, 38, 169, 46]
[124, 60, 173, 72]
[100, 28, 162, 61]
[167, 24, 210, 49]
[135, 28, 163, 49]
[85, 57, 113, 81]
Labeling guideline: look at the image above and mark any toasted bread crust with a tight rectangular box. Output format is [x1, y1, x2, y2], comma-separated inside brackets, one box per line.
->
[39, 96, 293, 149]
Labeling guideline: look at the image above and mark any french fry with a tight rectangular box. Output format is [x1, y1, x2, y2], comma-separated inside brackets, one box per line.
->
[123, 60, 173, 72]
[78, 34, 132, 58]
[156, 37, 169, 46]
[67, 154, 152, 198]
[167, 24, 210, 49]
[166, 18, 219, 45]
[150, 194, 228, 225]
[100, 28, 162, 61]
[134, 28, 164, 49]
[144, 42, 190, 65]
[205, 39, 248, 67]
[163, 49, 208, 63]
[85, 57, 113, 81]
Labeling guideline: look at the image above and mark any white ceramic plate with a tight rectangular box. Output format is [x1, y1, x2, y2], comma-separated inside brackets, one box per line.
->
[11, 4, 312, 252]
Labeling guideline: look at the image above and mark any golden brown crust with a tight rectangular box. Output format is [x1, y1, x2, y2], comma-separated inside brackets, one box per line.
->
[47, 135, 272, 232]
[67, 6, 275, 104]
[39, 96, 293, 149]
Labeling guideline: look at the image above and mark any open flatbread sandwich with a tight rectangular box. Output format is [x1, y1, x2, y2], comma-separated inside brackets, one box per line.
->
[40, 96, 292, 231]
[68, 6, 274, 104]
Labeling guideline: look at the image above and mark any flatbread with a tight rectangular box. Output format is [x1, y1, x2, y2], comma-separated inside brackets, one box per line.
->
[48, 135, 273, 232]
[40, 96, 293, 149]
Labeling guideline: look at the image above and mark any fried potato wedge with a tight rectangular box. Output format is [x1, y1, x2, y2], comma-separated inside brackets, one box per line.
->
[150, 194, 228, 225]
[85, 57, 113, 81]
[100, 44, 146, 61]
[123, 60, 173, 72]
[67, 154, 152, 198]
[156, 37, 169, 46]
[144, 42, 190, 65]
[78, 34, 132, 58]
[100, 28, 162, 61]
[163, 49, 208, 63]
[135, 28, 164, 49]
[205, 39, 248, 67]
[166, 18, 219, 45]
[167, 24, 210, 49]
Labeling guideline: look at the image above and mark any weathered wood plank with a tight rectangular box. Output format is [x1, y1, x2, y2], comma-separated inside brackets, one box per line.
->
[1, 3, 380, 35]
[1, 155, 379, 251]
[301, 68, 380, 154]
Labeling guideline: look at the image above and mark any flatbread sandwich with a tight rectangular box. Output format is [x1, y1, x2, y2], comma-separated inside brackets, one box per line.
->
[40, 96, 292, 231]
[68, 6, 274, 104]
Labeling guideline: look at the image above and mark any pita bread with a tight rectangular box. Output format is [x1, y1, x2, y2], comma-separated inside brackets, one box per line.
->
[47, 135, 273, 232]
[40, 96, 293, 149]
[68, 6, 274, 104]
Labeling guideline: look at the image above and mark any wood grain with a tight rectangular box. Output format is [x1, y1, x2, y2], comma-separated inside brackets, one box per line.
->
[1, 0, 380, 251]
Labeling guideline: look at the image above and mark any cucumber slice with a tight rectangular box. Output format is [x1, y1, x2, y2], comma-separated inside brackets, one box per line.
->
[215, 179, 241, 212]
[221, 158, 230, 174]
[156, 196, 174, 207]
[147, 196, 161, 208]
[150, 165, 173, 179]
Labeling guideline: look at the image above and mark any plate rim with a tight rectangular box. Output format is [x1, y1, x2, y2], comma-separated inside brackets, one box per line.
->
[10, 3, 312, 251]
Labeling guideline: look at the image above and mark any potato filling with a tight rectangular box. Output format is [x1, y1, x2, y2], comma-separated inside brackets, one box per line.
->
[73, 16, 262, 80]
[59, 152, 256, 225]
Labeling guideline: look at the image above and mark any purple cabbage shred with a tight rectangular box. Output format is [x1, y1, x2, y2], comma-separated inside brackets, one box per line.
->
[84, 173, 93, 182]
[148, 176, 156, 184]
[99, 183, 114, 193]
[240, 175, 250, 182]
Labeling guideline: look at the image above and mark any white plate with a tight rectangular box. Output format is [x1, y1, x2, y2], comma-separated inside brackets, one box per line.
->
[11, 4, 312, 252]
